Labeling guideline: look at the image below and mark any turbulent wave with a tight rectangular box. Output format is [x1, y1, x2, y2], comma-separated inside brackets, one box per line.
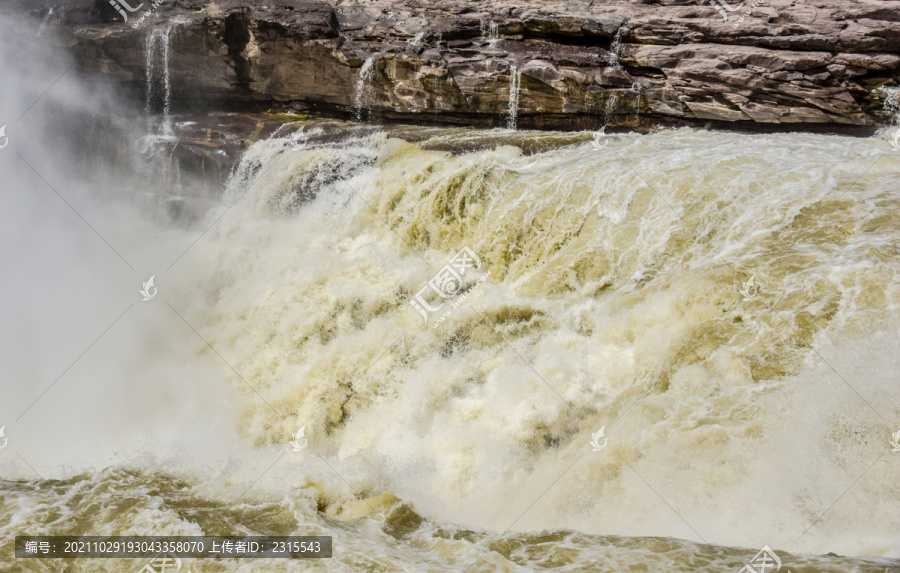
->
[3, 123, 900, 572]
[187, 127, 900, 557]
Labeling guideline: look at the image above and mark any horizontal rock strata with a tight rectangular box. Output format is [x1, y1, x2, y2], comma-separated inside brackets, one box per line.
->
[9, 0, 900, 132]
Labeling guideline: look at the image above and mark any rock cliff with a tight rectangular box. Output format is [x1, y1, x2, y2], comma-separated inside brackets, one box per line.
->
[11, 0, 900, 132]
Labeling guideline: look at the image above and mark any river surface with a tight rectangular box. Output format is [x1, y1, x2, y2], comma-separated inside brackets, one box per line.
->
[1, 15, 900, 572]
[2, 120, 899, 572]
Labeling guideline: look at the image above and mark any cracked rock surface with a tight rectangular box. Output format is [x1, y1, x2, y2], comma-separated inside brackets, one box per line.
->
[14, 0, 900, 132]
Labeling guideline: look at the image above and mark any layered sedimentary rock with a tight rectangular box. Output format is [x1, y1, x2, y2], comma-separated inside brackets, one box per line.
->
[13, 0, 900, 131]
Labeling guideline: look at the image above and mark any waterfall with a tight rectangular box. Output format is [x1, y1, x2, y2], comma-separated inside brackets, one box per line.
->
[608, 27, 623, 67]
[629, 81, 643, 125]
[141, 24, 189, 220]
[507, 64, 522, 130]
[604, 82, 642, 127]
[603, 28, 639, 126]
[144, 24, 174, 135]
[354, 58, 376, 122]
[603, 93, 618, 126]
[36, 8, 53, 37]
[882, 86, 900, 125]
[136, 133, 185, 220]
[408, 32, 425, 46]
[481, 20, 499, 41]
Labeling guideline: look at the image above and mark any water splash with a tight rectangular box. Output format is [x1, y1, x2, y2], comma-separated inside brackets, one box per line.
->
[407, 32, 425, 46]
[602, 23, 641, 126]
[144, 24, 174, 135]
[354, 58, 376, 122]
[507, 64, 522, 130]
[198, 128, 900, 560]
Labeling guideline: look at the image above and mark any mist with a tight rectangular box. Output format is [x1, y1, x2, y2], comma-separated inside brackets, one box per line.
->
[0, 13, 242, 482]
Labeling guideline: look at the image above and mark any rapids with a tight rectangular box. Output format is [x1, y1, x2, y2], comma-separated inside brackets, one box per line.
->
[1, 21, 899, 567]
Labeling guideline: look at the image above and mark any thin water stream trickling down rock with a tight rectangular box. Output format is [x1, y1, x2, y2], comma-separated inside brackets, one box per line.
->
[9, 0, 900, 133]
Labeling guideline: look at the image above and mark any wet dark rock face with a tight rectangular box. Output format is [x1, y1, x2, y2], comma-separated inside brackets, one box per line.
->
[12, 0, 900, 132]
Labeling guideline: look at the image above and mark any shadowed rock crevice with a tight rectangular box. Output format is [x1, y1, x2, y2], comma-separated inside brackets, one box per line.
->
[224, 7, 253, 90]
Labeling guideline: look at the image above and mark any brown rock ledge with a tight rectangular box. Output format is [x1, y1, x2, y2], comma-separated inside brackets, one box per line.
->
[10, 0, 900, 134]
